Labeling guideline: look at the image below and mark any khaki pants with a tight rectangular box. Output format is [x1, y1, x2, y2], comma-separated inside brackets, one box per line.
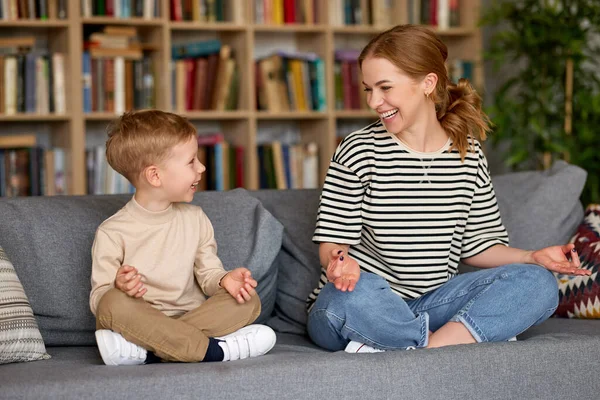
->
[96, 288, 261, 362]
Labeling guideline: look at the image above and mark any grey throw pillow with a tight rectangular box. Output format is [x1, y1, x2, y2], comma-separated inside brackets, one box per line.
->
[493, 160, 586, 250]
[0, 246, 50, 364]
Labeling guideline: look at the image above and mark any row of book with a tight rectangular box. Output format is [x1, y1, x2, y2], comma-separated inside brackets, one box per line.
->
[447, 59, 474, 85]
[327, 0, 460, 29]
[0, 51, 66, 115]
[171, 39, 238, 112]
[0, 135, 67, 197]
[170, 0, 244, 23]
[0, 0, 66, 20]
[411, 0, 460, 29]
[258, 141, 319, 189]
[196, 133, 244, 191]
[81, 0, 159, 18]
[82, 26, 155, 113]
[85, 133, 246, 195]
[254, 0, 318, 24]
[334, 49, 367, 111]
[256, 51, 326, 113]
[82, 54, 155, 114]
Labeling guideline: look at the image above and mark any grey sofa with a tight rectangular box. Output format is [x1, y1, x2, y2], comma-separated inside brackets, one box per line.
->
[1, 161, 599, 400]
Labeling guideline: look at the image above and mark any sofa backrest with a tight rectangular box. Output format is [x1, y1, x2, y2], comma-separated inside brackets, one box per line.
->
[0, 161, 587, 343]
[0, 189, 284, 346]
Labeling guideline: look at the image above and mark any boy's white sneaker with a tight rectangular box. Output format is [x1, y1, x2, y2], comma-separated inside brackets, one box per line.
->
[216, 324, 276, 361]
[95, 330, 147, 366]
[345, 340, 385, 353]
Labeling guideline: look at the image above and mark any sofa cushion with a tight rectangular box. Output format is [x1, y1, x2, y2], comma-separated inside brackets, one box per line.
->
[554, 204, 600, 318]
[0, 246, 50, 364]
[0, 189, 283, 346]
[1, 320, 600, 400]
[492, 160, 586, 250]
[249, 189, 322, 335]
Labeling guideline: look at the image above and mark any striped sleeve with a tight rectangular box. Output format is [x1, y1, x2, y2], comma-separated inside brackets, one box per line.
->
[460, 152, 509, 258]
[312, 159, 365, 245]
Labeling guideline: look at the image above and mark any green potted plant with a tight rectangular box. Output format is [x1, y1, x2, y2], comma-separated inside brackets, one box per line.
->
[481, 0, 600, 204]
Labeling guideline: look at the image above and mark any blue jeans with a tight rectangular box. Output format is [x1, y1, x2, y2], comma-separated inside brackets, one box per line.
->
[307, 264, 559, 351]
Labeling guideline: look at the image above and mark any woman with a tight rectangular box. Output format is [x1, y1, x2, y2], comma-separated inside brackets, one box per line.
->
[307, 25, 590, 353]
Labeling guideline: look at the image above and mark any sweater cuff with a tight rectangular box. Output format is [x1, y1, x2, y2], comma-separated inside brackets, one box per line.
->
[205, 270, 229, 297]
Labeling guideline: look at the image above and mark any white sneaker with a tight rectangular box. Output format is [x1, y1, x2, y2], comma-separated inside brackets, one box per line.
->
[508, 336, 517, 342]
[95, 330, 147, 366]
[216, 324, 276, 361]
[345, 340, 385, 353]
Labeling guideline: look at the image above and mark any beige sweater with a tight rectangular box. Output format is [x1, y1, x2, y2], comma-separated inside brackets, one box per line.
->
[89, 197, 228, 317]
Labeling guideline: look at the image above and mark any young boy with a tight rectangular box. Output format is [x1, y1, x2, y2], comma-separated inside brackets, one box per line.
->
[90, 110, 276, 366]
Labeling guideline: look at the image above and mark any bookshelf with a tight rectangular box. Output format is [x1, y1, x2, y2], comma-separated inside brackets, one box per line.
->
[0, 0, 484, 195]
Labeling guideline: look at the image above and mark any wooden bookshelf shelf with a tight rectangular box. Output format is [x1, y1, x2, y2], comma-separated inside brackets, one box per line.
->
[252, 24, 327, 33]
[169, 22, 246, 31]
[84, 113, 121, 121]
[0, 20, 69, 28]
[81, 17, 164, 26]
[0, 114, 71, 122]
[256, 111, 329, 120]
[0, 0, 484, 195]
[182, 111, 251, 120]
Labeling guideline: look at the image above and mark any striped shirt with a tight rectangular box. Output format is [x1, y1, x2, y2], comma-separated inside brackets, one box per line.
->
[308, 120, 509, 308]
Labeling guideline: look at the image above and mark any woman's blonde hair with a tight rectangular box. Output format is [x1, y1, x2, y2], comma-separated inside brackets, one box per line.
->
[358, 24, 491, 159]
[105, 110, 197, 184]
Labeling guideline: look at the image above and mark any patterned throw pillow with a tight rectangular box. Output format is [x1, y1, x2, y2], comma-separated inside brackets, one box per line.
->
[0, 246, 50, 364]
[554, 204, 600, 318]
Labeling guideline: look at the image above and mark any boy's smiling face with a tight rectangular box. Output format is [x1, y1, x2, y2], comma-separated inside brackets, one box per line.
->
[158, 136, 205, 203]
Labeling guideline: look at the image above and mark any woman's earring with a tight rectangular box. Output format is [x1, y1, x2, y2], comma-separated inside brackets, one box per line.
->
[425, 91, 430, 99]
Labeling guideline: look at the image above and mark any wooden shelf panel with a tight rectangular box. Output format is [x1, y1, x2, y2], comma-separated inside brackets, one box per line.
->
[170, 22, 246, 31]
[182, 111, 250, 120]
[252, 24, 327, 33]
[332, 25, 475, 36]
[0, 114, 71, 121]
[84, 113, 120, 121]
[81, 17, 164, 26]
[0, 20, 69, 28]
[256, 111, 329, 120]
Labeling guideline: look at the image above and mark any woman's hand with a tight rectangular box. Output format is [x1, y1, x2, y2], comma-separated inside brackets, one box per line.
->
[527, 244, 591, 276]
[326, 249, 361, 292]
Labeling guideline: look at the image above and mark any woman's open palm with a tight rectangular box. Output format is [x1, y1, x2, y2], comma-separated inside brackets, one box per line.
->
[531, 244, 591, 276]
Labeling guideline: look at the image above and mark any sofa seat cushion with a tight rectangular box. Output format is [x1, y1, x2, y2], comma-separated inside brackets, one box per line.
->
[0, 189, 283, 346]
[1, 320, 599, 400]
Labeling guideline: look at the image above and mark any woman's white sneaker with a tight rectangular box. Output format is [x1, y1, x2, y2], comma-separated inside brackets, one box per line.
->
[95, 330, 147, 366]
[345, 340, 385, 353]
[216, 324, 276, 361]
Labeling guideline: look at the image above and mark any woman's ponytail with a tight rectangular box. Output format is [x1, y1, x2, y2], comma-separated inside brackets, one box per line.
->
[438, 78, 492, 160]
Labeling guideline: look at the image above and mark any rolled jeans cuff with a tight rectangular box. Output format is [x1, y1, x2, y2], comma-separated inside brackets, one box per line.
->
[451, 312, 486, 343]
[417, 312, 430, 348]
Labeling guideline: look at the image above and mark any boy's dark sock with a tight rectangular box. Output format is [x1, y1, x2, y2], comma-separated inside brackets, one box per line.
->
[202, 338, 224, 362]
[145, 351, 162, 364]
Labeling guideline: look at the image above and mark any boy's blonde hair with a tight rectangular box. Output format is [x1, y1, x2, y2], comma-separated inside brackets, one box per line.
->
[106, 110, 197, 185]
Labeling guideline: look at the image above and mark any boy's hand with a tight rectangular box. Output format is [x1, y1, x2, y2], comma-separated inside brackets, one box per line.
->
[115, 265, 147, 298]
[220, 268, 257, 304]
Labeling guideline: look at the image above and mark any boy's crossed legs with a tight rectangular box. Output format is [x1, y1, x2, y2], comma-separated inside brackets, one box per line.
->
[95, 288, 275, 364]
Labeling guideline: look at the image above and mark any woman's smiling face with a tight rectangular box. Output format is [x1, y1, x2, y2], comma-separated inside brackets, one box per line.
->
[361, 56, 427, 135]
